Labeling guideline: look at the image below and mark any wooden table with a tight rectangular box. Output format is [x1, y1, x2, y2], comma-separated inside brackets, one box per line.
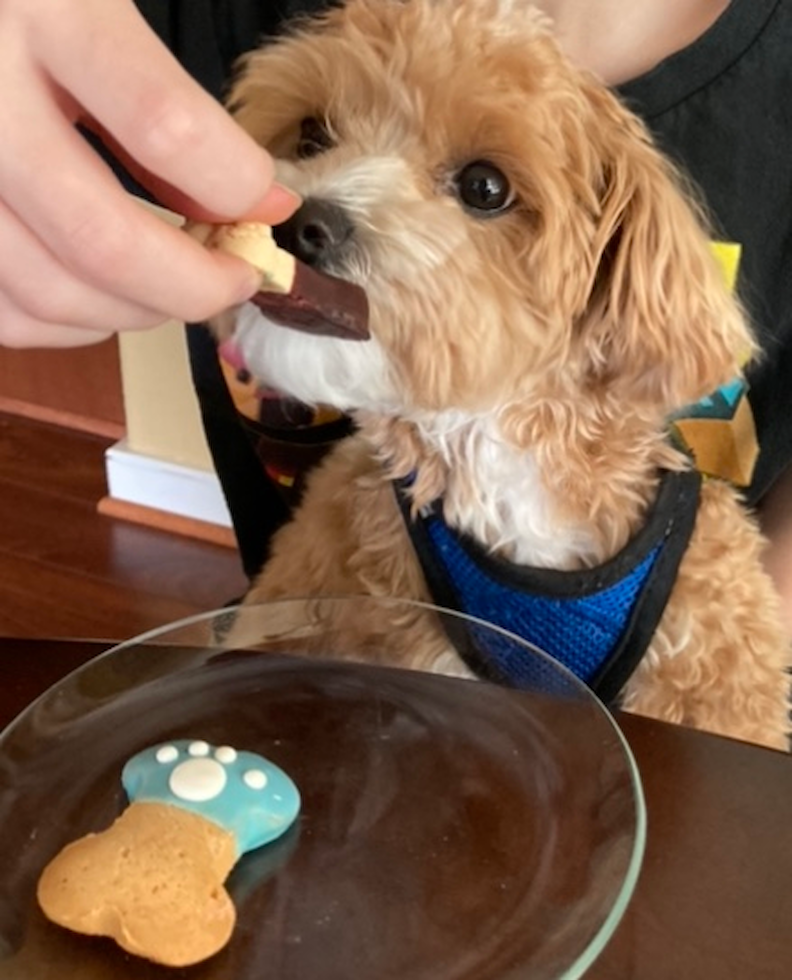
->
[1, 636, 791, 979]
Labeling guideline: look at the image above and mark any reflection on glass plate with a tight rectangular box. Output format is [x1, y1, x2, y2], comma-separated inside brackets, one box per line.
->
[0, 597, 645, 980]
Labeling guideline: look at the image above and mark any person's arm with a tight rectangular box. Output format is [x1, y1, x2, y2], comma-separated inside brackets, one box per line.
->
[536, 0, 731, 84]
[0, 0, 299, 350]
[757, 464, 792, 636]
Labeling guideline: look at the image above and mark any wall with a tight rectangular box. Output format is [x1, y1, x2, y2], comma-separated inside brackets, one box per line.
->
[103, 201, 233, 535]
[118, 320, 212, 472]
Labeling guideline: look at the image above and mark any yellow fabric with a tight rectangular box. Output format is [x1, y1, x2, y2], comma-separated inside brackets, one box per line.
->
[669, 240, 758, 488]
[710, 241, 742, 293]
[672, 395, 758, 487]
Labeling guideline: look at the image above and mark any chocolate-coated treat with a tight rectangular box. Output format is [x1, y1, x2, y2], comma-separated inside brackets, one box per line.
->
[250, 260, 370, 340]
[192, 221, 370, 341]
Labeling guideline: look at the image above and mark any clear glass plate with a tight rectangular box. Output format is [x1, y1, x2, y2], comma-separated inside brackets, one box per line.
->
[0, 597, 645, 980]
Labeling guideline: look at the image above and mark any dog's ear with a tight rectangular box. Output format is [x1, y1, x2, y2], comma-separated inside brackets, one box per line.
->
[574, 84, 755, 411]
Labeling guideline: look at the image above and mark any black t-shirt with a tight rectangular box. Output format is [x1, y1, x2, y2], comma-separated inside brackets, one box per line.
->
[135, 0, 792, 506]
[134, 1, 338, 100]
[618, 0, 792, 504]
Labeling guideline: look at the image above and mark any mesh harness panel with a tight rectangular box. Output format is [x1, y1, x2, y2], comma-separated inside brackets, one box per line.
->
[395, 468, 702, 703]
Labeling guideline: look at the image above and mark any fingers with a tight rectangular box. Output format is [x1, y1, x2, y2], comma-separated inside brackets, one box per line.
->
[36, 0, 277, 219]
[0, 293, 113, 349]
[0, 0, 298, 349]
[0, 197, 169, 344]
[86, 119, 301, 227]
[0, 94, 262, 326]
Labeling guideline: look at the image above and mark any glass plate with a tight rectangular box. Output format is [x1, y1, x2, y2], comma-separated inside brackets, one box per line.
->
[0, 597, 645, 980]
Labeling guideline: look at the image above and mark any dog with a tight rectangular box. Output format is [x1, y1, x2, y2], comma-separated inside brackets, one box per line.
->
[213, 0, 791, 750]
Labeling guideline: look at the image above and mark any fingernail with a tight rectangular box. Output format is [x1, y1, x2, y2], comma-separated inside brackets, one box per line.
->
[273, 182, 303, 207]
[248, 183, 302, 222]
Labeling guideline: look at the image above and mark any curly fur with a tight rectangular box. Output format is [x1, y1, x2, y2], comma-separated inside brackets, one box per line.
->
[218, 0, 790, 749]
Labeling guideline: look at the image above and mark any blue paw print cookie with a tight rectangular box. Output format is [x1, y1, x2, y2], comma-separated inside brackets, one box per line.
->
[38, 738, 301, 967]
[122, 739, 301, 856]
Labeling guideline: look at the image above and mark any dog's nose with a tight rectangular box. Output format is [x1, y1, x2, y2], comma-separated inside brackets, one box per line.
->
[273, 199, 354, 268]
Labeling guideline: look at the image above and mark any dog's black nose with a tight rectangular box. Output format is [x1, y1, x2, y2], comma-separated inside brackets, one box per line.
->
[273, 199, 354, 268]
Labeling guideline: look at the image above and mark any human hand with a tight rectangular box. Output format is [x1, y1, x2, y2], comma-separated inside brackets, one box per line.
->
[0, 0, 299, 349]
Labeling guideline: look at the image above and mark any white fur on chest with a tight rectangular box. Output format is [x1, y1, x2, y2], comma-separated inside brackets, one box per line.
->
[410, 410, 600, 568]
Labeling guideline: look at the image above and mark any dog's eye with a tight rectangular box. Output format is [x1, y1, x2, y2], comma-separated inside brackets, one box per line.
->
[455, 161, 514, 215]
[297, 117, 333, 159]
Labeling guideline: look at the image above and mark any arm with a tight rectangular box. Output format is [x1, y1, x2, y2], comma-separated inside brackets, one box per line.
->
[758, 463, 792, 637]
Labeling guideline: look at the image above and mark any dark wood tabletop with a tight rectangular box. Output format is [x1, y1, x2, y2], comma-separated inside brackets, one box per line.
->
[1, 636, 791, 979]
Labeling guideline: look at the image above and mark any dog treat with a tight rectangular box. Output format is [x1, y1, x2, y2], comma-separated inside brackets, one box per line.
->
[37, 738, 301, 968]
[193, 220, 370, 340]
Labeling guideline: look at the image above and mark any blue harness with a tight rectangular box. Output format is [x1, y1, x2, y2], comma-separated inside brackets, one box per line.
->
[395, 468, 701, 703]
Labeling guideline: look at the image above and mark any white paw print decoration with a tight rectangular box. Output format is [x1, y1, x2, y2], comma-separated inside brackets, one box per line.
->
[122, 738, 301, 855]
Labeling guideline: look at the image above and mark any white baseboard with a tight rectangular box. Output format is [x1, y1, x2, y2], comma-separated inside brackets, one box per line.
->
[105, 440, 233, 528]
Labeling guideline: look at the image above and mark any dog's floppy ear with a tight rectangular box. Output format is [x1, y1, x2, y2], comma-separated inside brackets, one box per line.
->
[575, 84, 755, 412]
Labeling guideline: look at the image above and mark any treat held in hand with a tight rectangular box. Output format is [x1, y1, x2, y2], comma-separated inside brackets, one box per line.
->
[194, 220, 370, 340]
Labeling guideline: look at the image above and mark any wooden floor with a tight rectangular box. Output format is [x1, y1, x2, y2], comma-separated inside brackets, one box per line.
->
[0, 412, 248, 642]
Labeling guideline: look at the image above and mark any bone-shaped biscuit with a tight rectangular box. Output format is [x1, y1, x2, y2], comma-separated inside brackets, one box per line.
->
[37, 739, 300, 967]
